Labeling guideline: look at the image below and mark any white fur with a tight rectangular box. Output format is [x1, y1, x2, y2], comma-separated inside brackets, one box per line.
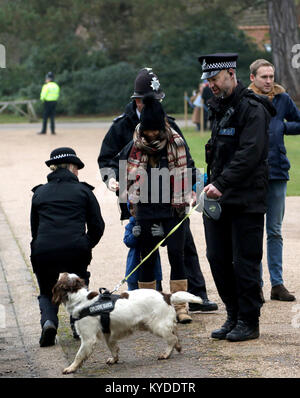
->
[54, 273, 202, 374]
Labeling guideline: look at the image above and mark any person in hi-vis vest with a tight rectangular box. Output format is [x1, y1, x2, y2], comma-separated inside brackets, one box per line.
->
[37, 72, 60, 135]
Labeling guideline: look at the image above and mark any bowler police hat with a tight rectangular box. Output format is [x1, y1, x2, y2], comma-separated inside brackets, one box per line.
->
[131, 68, 165, 100]
[198, 53, 238, 79]
[46, 71, 54, 80]
[45, 147, 85, 169]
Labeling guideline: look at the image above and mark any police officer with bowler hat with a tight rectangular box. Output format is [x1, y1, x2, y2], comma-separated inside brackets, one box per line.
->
[199, 53, 276, 341]
[37, 72, 60, 135]
[98, 67, 218, 316]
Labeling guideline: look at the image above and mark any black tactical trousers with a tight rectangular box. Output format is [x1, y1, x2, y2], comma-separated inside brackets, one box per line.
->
[203, 209, 264, 326]
[41, 100, 57, 134]
[184, 219, 208, 299]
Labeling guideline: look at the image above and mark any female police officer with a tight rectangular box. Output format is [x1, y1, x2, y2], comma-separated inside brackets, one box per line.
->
[30, 147, 105, 346]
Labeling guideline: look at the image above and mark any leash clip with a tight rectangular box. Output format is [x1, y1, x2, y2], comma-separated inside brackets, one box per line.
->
[111, 279, 126, 294]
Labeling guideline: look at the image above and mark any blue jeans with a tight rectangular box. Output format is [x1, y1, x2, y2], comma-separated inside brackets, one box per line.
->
[261, 180, 287, 287]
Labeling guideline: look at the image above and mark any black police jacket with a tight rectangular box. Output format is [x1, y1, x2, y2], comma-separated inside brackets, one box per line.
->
[98, 100, 194, 220]
[30, 168, 105, 272]
[206, 81, 276, 213]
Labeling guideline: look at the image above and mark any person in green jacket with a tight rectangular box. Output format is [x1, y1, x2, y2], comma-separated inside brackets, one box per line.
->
[37, 72, 60, 135]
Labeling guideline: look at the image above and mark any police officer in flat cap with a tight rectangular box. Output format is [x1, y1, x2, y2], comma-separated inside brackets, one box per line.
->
[97, 67, 218, 316]
[199, 53, 276, 341]
[30, 147, 105, 346]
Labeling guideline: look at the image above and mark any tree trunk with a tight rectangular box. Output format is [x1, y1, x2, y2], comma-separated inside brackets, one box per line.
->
[267, 0, 300, 102]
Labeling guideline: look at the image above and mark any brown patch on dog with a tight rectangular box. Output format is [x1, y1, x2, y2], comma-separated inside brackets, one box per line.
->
[120, 292, 129, 299]
[87, 291, 99, 300]
[52, 273, 86, 306]
[160, 292, 172, 306]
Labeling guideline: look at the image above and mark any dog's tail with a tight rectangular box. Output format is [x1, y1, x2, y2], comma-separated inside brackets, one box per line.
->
[170, 292, 202, 305]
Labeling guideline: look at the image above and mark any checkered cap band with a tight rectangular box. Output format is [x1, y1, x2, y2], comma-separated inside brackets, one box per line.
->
[204, 61, 237, 71]
[50, 153, 77, 161]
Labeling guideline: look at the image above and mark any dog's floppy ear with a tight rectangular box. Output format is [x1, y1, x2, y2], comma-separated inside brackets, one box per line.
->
[52, 273, 86, 306]
[52, 280, 66, 306]
[52, 276, 68, 306]
[68, 274, 86, 293]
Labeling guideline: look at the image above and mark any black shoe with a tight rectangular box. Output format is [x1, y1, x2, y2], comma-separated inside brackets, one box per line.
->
[189, 299, 218, 312]
[39, 320, 57, 347]
[226, 320, 259, 342]
[51, 132, 56, 135]
[211, 317, 236, 339]
[271, 284, 296, 301]
[37, 131, 46, 135]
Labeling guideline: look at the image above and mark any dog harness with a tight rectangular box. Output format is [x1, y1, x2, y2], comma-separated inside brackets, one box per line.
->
[75, 289, 120, 334]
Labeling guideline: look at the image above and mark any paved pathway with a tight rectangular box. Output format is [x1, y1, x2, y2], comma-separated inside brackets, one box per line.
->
[0, 121, 299, 381]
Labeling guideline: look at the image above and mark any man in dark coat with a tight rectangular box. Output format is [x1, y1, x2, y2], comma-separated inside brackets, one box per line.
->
[30, 147, 105, 346]
[199, 53, 276, 341]
[249, 58, 300, 302]
[97, 67, 218, 314]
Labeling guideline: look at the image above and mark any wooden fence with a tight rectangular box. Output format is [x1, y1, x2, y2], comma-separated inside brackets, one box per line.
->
[0, 100, 38, 122]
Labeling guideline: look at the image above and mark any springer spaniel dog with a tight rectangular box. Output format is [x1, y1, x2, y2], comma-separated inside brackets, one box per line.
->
[52, 273, 203, 374]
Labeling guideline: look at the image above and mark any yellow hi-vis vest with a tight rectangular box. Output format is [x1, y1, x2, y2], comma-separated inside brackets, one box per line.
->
[40, 82, 60, 102]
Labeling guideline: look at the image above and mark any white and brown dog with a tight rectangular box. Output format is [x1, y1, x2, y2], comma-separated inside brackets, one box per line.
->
[52, 273, 203, 374]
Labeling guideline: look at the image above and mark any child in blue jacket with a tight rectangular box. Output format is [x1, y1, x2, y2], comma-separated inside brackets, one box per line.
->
[123, 204, 163, 291]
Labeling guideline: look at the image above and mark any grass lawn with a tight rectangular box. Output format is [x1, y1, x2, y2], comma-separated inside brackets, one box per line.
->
[1, 114, 298, 196]
[183, 127, 300, 197]
[0, 113, 114, 123]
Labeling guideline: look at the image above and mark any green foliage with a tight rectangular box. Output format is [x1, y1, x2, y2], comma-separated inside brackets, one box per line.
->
[0, 0, 272, 115]
[57, 62, 137, 115]
[132, 8, 271, 113]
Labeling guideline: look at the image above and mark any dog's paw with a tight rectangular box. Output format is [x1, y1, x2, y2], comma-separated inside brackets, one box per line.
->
[106, 357, 118, 365]
[158, 353, 170, 360]
[63, 365, 76, 374]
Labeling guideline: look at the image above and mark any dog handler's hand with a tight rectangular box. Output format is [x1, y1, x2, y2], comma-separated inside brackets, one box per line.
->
[108, 178, 119, 192]
[204, 183, 222, 199]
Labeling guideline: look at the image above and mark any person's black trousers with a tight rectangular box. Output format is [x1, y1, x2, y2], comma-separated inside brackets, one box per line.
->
[136, 217, 208, 298]
[138, 218, 188, 282]
[35, 267, 90, 328]
[203, 209, 264, 326]
[184, 219, 208, 299]
[41, 100, 57, 134]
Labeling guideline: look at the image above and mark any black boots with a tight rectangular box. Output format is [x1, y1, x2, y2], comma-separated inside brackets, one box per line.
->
[212, 318, 259, 342]
[189, 298, 218, 312]
[211, 316, 236, 339]
[39, 320, 57, 347]
[226, 320, 259, 342]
